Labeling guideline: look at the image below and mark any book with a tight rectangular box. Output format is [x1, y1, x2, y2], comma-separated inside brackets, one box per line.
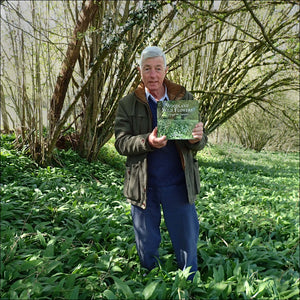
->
[157, 100, 199, 140]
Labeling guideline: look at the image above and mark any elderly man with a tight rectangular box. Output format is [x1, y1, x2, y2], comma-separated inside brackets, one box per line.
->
[114, 46, 207, 280]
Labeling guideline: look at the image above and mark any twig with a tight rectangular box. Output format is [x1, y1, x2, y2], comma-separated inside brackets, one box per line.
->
[242, 0, 300, 67]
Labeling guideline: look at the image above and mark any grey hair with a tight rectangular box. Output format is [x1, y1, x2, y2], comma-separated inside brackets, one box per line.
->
[139, 46, 167, 68]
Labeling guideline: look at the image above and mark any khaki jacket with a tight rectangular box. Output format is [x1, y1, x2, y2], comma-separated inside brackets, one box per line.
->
[114, 78, 207, 208]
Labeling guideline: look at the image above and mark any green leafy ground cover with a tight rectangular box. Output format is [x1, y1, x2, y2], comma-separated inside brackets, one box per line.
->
[1, 134, 299, 299]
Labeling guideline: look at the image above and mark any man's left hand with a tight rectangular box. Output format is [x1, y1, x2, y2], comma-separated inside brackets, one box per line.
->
[189, 122, 204, 144]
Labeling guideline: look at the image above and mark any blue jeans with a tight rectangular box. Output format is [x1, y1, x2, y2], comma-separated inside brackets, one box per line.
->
[131, 183, 199, 280]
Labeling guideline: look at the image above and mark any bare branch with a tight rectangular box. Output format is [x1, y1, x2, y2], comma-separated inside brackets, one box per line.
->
[242, 0, 300, 67]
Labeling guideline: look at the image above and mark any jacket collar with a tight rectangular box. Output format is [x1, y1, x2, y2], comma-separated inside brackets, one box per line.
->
[134, 78, 186, 103]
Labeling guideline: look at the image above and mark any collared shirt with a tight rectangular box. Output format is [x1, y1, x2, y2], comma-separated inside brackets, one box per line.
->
[145, 86, 169, 102]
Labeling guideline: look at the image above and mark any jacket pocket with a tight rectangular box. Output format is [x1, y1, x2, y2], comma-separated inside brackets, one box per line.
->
[123, 161, 146, 202]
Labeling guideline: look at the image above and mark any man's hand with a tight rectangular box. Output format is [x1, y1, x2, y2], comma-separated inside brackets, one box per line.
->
[148, 127, 167, 148]
[189, 122, 204, 144]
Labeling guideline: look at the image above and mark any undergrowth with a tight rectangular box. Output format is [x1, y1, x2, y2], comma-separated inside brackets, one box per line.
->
[1, 135, 299, 299]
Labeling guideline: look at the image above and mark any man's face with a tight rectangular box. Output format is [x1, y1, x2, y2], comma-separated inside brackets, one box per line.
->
[138, 56, 168, 94]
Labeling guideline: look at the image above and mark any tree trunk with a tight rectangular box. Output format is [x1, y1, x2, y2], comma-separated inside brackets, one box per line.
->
[49, 0, 99, 134]
[0, 83, 10, 133]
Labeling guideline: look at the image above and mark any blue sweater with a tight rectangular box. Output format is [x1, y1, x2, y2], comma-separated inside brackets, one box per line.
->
[147, 95, 185, 187]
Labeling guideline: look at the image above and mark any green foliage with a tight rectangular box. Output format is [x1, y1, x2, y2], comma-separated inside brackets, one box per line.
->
[158, 119, 195, 139]
[1, 135, 299, 299]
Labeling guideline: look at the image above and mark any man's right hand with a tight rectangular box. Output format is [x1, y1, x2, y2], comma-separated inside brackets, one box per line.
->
[148, 127, 167, 149]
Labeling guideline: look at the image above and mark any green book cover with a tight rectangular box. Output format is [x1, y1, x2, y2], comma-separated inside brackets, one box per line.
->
[157, 100, 199, 140]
